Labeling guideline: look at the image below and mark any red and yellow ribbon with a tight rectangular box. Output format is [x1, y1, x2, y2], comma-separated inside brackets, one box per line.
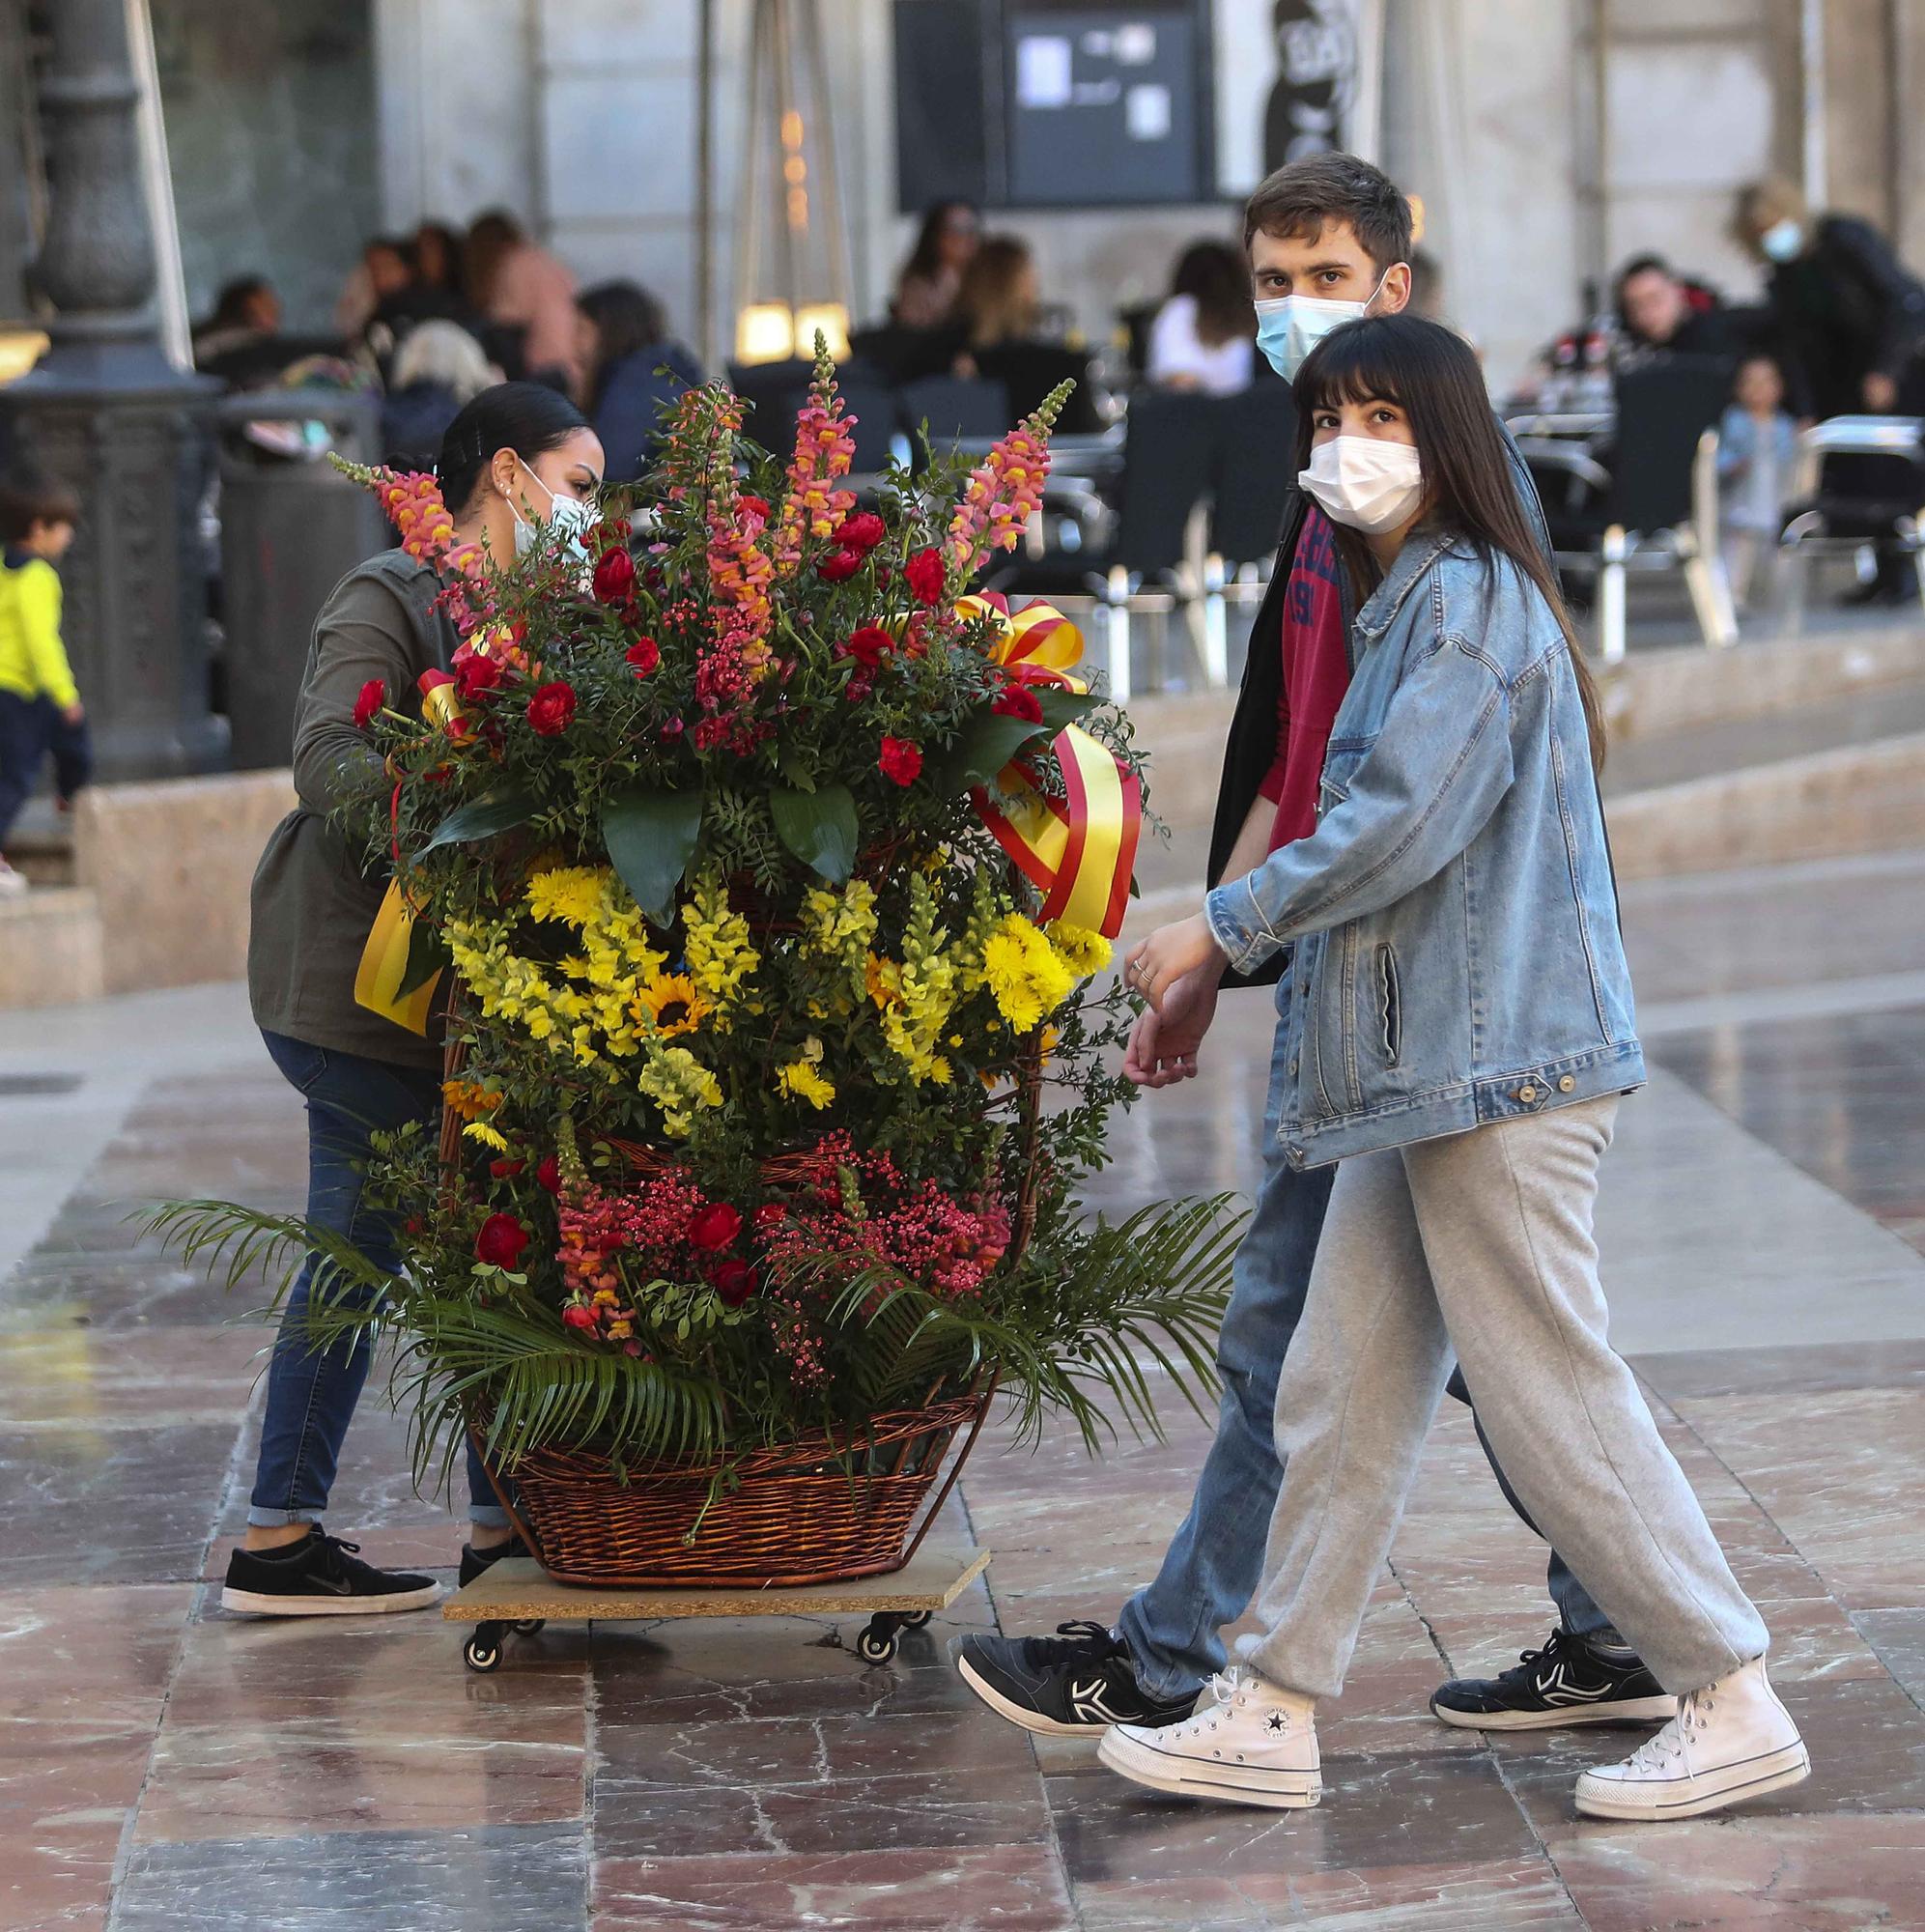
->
[354, 670, 463, 1034]
[957, 594, 1142, 940]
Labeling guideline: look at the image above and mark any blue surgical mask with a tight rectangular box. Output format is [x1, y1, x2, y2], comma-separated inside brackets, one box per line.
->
[510, 463, 597, 562]
[1759, 217, 1804, 265]
[1255, 267, 1396, 381]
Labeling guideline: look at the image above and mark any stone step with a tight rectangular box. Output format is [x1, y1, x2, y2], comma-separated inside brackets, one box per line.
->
[0, 886, 104, 1008]
[3, 824, 76, 888]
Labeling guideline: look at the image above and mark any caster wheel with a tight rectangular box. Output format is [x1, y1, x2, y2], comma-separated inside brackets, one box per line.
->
[854, 1623, 898, 1664]
[512, 1618, 547, 1635]
[900, 1610, 933, 1631]
[464, 1635, 503, 1674]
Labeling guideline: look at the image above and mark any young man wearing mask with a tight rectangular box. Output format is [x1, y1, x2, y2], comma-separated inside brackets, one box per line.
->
[954, 153, 1670, 1745]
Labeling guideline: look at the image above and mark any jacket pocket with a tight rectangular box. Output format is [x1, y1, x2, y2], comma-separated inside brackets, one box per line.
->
[1374, 943, 1401, 1067]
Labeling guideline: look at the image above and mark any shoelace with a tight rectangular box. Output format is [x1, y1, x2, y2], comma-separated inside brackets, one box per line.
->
[1023, 1619, 1122, 1667]
[1621, 1687, 1715, 1774]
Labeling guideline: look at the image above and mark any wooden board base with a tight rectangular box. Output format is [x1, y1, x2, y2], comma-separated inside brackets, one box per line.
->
[442, 1548, 989, 1625]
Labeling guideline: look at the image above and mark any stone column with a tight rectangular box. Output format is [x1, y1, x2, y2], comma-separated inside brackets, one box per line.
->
[1, 0, 223, 780]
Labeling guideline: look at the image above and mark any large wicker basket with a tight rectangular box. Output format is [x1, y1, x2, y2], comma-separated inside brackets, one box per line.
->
[470, 1387, 993, 1588]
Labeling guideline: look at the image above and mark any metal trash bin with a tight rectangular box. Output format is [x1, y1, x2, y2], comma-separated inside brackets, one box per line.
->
[216, 390, 389, 770]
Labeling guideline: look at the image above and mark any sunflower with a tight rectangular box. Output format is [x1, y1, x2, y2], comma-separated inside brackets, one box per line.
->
[634, 973, 711, 1037]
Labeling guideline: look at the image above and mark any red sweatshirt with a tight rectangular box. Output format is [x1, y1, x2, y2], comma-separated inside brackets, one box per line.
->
[1259, 505, 1351, 851]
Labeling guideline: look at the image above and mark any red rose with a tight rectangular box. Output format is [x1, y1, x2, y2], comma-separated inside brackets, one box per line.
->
[879, 736, 923, 786]
[711, 1257, 758, 1308]
[592, 545, 637, 605]
[817, 546, 864, 583]
[689, 1202, 743, 1252]
[489, 1156, 525, 1179]
[738, 495, 771, 527]
[904, 548, 947, 606]
[561, 1302, 598, 1332]
[352, 679, 386, 729]
[836, 510, 886, 554]
[626, 636, 661, 677]
[992, 684, 1043, 724]
[474, 1212, 529, 1269]
[451, 645, 503, 700]
[842, 624, 893, 669]
[526, 681, 577, 735]
[536, 1155, 563, 1195]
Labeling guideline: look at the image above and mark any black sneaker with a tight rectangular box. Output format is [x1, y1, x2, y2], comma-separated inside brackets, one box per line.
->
[459, 1535, 529, 1590]
[953, 1620, 1197, 1738]
[1430, 1627, 1677, 1731]
[222, 1528, 442, 1617]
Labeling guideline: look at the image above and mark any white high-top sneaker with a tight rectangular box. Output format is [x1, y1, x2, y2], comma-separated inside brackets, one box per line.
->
[1097, 1664, 1321, 1809]
[1574, 1656, 1809, 1820]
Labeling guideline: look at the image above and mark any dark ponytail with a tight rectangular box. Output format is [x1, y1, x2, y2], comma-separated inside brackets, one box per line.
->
[436, 381, 590, 516]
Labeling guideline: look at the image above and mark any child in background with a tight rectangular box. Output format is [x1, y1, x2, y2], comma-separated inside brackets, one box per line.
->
[0, 475, 91, 896]
[1717, 353, 1798, 612]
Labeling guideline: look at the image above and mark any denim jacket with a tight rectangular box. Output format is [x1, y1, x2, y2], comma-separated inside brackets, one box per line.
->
[1205, 527, 1644, 1168]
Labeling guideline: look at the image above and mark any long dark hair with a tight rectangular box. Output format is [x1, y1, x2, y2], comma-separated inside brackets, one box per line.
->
[1293, 314, 1606, 769]
[437, 381, 590, 515]
[903, 199, 976, 282]
[576, 279, 669, 409]
[1171, 240, 1255, 349]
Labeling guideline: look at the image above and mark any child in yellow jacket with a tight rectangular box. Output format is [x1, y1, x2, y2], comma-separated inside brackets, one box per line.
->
[0, 474, 91, 895]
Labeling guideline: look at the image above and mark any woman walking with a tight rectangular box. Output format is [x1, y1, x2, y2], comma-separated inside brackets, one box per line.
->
[1104, 314, 1808, 1821]
[226, 384, 605, 1615]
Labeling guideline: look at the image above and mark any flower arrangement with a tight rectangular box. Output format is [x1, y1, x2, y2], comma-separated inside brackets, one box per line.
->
[158, 346, 1239, 1572]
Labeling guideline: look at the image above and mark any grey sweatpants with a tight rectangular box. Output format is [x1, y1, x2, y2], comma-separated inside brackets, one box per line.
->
[1238, 1096, 1769, 1700]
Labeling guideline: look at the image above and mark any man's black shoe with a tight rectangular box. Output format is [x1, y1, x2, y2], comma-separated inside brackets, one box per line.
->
[459, 1534, 529, 1590]
[952, 1620, 1197, 1738]
[222, 1527, 441, 1617]
[1430, 1626, 1677, 1731]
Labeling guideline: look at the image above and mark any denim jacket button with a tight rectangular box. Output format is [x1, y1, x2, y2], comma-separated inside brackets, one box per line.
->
[1288, 1056, 1299, 1077]
[1558, 1073, 1576, 1093]
[1516, 1084, 1540, 1103]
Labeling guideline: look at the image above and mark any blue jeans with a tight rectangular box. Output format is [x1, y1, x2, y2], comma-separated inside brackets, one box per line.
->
[0, 690, 91, 846]
[1116, 981, 1608, 1700]
[249, 1031, 506, 1530]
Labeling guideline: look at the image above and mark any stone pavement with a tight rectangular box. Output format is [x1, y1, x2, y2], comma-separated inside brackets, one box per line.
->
[3, 851, 1924, 1931]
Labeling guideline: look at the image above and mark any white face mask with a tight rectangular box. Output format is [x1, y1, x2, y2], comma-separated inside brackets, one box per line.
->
[1298, 435, 1425, 535]
[509, 462, 597, 561]
[1255, 266, 1397, 381]
[1759, 217, 1804, 265]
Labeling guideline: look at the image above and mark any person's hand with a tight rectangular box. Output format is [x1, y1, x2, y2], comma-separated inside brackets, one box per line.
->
[1863, 371, 1899, 412]
[1121, 912, 1224, 1014]
[61, 700, 84, 727]
[1123, 966, 1220, 1087]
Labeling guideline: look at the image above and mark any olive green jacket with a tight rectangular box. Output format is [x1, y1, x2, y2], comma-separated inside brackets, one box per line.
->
[248, 550, 458, 1070]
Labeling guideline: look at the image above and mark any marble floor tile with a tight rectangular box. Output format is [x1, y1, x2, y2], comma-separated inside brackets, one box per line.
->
[108, 1823, 588, 1932]
[1540, 1809, 1925, 1932]
[1851, 1607, 1925, 1707]
[593, 1845, 1078, 1930]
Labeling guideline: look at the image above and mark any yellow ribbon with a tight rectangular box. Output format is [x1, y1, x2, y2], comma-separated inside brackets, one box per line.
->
[353, 672, 463, 1034]
[956, 595, 1142, 940]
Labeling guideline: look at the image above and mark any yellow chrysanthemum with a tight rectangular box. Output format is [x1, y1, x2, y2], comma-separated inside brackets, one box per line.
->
[524, 866, 609, 928]
[777, 1059, 836, 1109]
[1046, 919, 1113, 980]
[981, 914, 1075, 1033]
[634, 972, 711, 1037]
[462, 1120, 510, 1151]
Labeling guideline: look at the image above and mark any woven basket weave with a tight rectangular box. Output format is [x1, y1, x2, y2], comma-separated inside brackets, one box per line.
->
[473, 1389, 992, 1588]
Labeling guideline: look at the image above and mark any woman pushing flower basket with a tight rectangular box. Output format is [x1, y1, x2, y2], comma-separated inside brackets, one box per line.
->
[157, 344, 1241, 1588]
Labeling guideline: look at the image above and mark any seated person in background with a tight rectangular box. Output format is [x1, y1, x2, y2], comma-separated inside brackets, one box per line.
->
[1717, 352, 1798, 613]
[365, 225, 486, 368]
[381, 320, 499, 471]
[954, 237, 1102, 431]
[575, 280, 704, 483]
[333, 237, 412, 340]
[411, 222, 467, 302]
[1615, 253, 1739, 362]
[466, 210, 580, 388]
[1147, 240, 1255, 396]
[893, 200, 980, 328]
[955, 234, 1042, 355]
[192, 275, 283, 367]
